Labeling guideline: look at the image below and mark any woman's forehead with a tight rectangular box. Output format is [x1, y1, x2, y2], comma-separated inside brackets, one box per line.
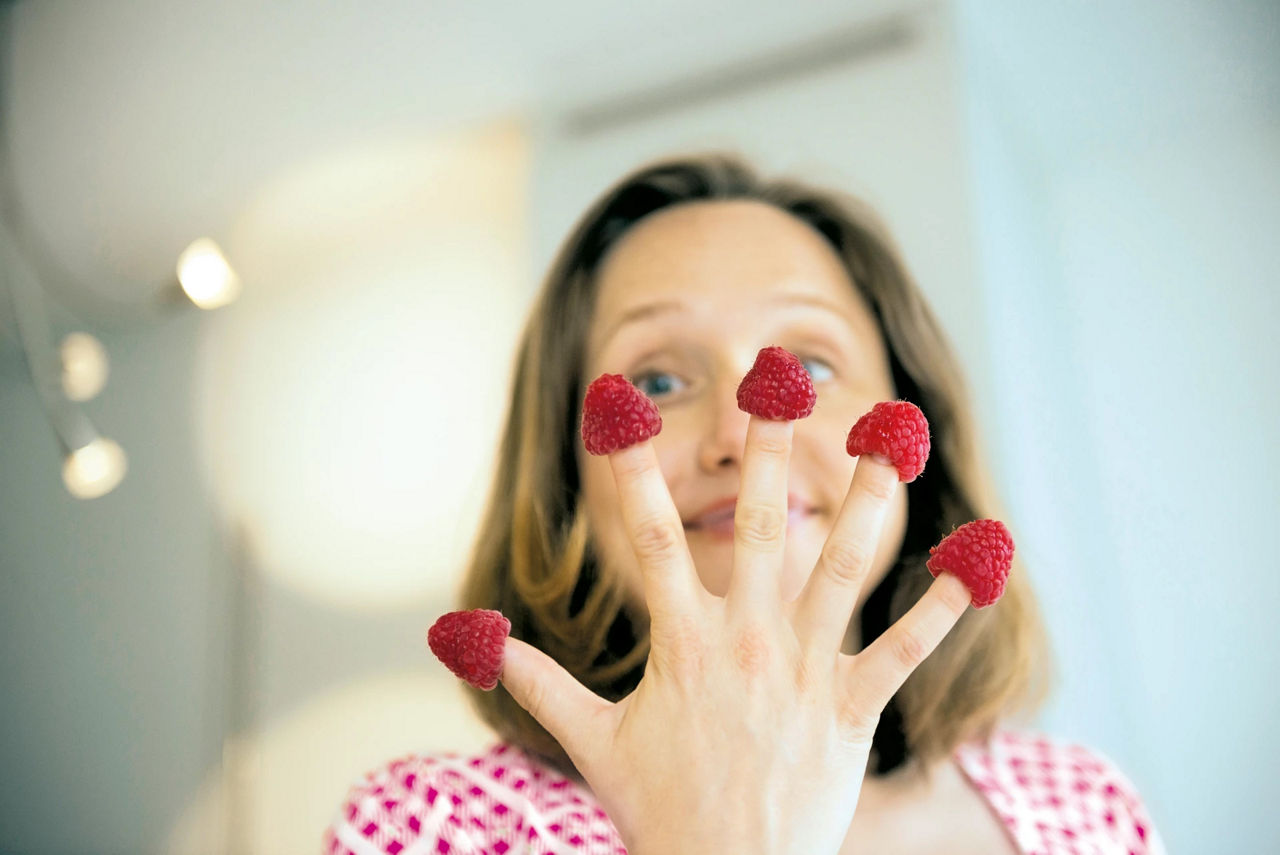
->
[590, 200, 871, 349]
[598, 200, 844, 286]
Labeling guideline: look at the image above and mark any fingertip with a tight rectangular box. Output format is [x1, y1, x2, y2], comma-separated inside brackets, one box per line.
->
[500, 635, 527, 669]
[851, 452, 900, 501]
[747, 413, 795, 450]
[934, 571, 975, 614]
[498, 636, 536, 699]
[860, 452, 894, 471]
[607, 439, 657, 479]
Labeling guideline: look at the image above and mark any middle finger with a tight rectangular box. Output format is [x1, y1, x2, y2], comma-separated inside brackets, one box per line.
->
[725, 416, 794, 614]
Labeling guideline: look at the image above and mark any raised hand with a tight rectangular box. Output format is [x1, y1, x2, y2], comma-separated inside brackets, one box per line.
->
[434, 348, 1011, 855]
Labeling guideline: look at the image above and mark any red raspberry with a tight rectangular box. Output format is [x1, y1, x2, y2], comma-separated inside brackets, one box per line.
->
[845, 400, 931, 482]
[926, 519, 1015, 609]
[581, 373, 663, 456]
[736, 346, 817, 420]
[427, 609, 511, 691]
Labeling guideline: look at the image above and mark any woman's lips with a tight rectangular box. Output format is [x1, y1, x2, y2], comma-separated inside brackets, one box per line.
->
[685, 505, 819, 539]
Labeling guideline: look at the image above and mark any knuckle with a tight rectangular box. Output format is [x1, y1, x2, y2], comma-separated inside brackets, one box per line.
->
[793, 653, 825, 696]
[653, 614, 706, 676]
[889, 625, 929, 671]
[735, 502, 787, 548]
[731, 626, 772, 679]
[631, 515, 682, 562]
[821, 539, 872, 587]
[837, 704, 881, 746]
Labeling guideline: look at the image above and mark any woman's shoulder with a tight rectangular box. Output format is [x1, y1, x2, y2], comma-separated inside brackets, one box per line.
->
[953, 727, 1166, 854]
[322, 741, 624, 854]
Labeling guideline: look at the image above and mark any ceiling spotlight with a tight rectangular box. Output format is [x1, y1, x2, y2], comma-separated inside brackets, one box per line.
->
[61, 436, 128, 500]
[59, 332, 110, 401]
[2, 219, 133, 500]
[177, 238, 241, 310]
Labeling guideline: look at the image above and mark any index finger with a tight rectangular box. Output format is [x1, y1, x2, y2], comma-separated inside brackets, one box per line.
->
[792, 452, 900, 657]
[608, 442, 714, 640]
[581, 371, 711, 645]
[581, 372, 711, 636]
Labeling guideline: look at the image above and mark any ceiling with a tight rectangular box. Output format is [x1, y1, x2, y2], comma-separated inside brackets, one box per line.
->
[0, 0, 909, 335]
[1, 0, 1275, 342]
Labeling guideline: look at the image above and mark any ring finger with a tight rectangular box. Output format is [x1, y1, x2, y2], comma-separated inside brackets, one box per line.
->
[791, 452, 900, 657]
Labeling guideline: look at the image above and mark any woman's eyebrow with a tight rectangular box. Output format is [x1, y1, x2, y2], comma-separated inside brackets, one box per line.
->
[769, 291, 857, 321]
[599, 299, 685, 348]
[599, 291, 856, 352]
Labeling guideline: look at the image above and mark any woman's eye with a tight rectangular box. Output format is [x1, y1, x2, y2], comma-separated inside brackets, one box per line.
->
[801, 357, 835, 383]
[631, 371, 685, 399]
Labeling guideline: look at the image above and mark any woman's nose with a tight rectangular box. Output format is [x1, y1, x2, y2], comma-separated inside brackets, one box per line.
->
[696, 382, 751, 473]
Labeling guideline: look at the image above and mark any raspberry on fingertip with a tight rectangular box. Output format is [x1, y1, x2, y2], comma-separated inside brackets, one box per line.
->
[427, 609, 512, 691]
[581, 373, 663, 456]
[846, 400, 931, 482]
[925, 519, 1015, 608]
[736, 346, 817, 420]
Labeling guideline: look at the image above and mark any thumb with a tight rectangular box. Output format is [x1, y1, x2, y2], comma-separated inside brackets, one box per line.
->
[501, 636, 612, 761]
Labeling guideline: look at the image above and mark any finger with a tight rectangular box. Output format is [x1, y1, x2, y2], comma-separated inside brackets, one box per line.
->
[842, 572, 970, 718]
[792, 453, 899, 657]
[725, 417, 793, 613]
[501, 636, 611, 765]
[609, 441, 710, 630]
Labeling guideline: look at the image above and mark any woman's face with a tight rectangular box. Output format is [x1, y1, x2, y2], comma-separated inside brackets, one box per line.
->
[578, 199, 906, 645]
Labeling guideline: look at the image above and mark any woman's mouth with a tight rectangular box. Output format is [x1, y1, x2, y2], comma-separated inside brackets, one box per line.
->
[683, 499, 819, 539]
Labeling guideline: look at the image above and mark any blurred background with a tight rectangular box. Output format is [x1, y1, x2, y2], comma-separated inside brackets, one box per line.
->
[0, 1, 1276, 852]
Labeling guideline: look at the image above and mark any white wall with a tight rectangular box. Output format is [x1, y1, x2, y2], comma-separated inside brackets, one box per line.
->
[955, 1, 1280, 849]
[0, 311, 231, 853]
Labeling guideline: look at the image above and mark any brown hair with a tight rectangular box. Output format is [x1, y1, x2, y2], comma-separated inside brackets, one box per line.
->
[458, 152, 1052, 781]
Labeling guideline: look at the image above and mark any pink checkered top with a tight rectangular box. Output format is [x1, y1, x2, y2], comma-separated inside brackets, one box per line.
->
[322, 729, 1166, 854]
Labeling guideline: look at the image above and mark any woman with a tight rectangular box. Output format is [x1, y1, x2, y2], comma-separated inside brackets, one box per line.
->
[324, 154, 1165, 853]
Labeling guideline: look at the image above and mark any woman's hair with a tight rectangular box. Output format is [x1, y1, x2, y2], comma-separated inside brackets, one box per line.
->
[458, 151, 1052, 781]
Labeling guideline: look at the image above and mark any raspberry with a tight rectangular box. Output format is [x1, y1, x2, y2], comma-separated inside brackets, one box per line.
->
[427, 609, 511, 691]
[736, 346, 817, 420]
[581, 373, 663, 456]
[926, 519, 1015, 609]
[845, 400, 931, 482]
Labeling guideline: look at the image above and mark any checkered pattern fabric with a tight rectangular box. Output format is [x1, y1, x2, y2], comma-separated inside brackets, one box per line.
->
[323, 730, 1165, 854]
[954, 730, 1168, 855]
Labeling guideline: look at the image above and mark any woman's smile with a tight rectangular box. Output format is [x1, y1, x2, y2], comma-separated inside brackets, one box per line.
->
[682, 493, 822, 539]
